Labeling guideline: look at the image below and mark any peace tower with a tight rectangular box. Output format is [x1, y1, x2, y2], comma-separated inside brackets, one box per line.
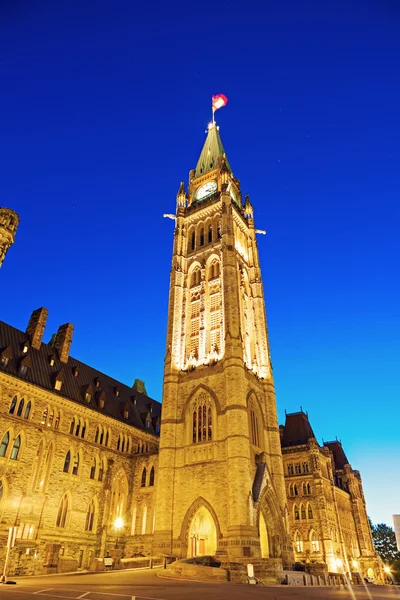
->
[153, 120, 294, 574]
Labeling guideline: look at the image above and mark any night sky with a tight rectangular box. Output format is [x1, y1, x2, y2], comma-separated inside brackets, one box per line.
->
[1, 0, 399, 526]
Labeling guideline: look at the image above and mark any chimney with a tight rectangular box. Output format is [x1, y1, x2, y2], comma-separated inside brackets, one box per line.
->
[26, 307, 48, 350]
[53, 323, 74, 363]
[133, 378, 147, 394]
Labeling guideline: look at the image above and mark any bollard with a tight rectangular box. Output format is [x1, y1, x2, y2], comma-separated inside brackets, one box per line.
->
[163, 557, 167, 569]
[303, 574, 307, 586]
[149, 558, 153, 569]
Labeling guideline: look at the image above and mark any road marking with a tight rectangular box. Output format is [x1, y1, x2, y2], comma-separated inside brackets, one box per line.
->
[0, 588, 167, 600]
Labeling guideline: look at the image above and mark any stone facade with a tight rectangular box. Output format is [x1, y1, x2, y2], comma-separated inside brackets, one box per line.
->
[281, 411, 383, 582]
[0, 119, 382, 584]
[0, 207, 19, 268]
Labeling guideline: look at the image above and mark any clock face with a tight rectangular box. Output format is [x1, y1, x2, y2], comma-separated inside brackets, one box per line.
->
[196, 181, 217, 201]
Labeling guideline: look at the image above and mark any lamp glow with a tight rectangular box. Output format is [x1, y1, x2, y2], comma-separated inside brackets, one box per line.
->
[114, 517, 124, 530]
[335, 558, 343, 568]
[352, 560, 359, 569]
[384, 566, 391, 574]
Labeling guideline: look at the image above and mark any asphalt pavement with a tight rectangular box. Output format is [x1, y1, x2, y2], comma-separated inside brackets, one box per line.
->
[0, 568, 398, 600]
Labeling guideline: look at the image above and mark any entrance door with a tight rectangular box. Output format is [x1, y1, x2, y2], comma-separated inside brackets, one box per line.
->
[187, 506, 217, 557]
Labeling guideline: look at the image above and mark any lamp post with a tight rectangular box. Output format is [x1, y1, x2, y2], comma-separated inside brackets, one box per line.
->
[114, 517, 124, 549]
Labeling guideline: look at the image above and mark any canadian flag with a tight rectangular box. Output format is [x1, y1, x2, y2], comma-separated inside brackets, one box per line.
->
[212, 94, 228, 112]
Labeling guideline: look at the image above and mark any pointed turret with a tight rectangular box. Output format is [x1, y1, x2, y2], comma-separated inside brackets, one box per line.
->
[243, 193, 254, 218]
[195, 122, 232, 177]
[176, 181, 187, 208]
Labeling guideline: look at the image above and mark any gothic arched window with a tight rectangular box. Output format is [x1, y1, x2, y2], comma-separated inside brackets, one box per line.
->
[9, 397, 17, 414]
[199, 227, 204, 246]
[23, 401, 31, 420]
[141, 467, 147, 487]
[98, 459, 105, 482]
[10, 435, 21, 460]
[311, 531, 319, 552]
[63, 450, 71, 473]
[294, 505, 299, 520]
[0, 432, 10, 458]
[295, 532, 303, 553]
[191, 231, 195, 251]
[72, 453, 79, 475]
[308, 504, 313, 519]
[149, 466, 155, 486]
[90, 457, 96, 480]
[300, 504, 306, 520]
[56, 495, 69, 528]
[192, 393, 213, 444]
[17, 398, 24, 417]
[85, 500, 96, 532]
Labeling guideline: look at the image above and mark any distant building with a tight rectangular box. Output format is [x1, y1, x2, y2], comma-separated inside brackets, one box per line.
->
[394, 515, 400, 551]
[0, 118, 383, 583]
[281, 411, 381, 579]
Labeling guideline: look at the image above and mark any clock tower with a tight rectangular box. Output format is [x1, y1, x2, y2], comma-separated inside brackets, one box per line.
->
[154, 119, 293, 578]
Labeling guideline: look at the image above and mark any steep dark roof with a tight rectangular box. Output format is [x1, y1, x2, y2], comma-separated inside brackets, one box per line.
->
[324, 441, 349, 470]
[281, 411, 316, 447]
[195, 123, 231, 177]
[0, 320, 161, 434]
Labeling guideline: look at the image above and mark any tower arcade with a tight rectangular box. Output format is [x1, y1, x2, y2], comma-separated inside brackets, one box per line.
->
[154, 121, 293, 570]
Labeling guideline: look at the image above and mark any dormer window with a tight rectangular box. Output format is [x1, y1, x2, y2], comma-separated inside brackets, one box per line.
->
[96, 391, 106, 410]
[114, 387, 120, 397]
[53, 371, 64, 392]
[49, 355, 55, 366]
[19, 355, 31, 377]
[124, 409, 129, 420]
[1, 355, 9, 368]
[82, 384, 93, 404]
[73, 366, 79, 377]
[22, 342, 29, 354]
[94, 377, 100, 388]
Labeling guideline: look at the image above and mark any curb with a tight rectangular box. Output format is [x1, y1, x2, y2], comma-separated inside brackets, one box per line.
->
[14, 566, 162, 581]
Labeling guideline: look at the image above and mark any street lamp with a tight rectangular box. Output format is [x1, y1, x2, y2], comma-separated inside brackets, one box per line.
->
[114, 517, 124, 549]
[384, 566, 391, 574]
[352, 560, 359, 570]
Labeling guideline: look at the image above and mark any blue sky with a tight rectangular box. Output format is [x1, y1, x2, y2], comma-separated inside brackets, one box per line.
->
[0, 0, 399, 526]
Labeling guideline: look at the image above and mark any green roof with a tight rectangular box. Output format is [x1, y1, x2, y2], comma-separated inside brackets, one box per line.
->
[195, 123, 231, 177]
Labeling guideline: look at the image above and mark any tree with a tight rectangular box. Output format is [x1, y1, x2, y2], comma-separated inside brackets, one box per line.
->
[371, 521, 400, 581]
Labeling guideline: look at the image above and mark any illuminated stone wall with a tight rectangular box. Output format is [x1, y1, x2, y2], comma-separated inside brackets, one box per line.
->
[0, 372, 158, 575]
[282, 439, 382, 582]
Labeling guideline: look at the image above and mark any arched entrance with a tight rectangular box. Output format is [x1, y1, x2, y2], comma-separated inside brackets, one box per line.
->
[259, 512, 269, 558]
[257, 487, 289, 562]
[187, 506, 217, 557]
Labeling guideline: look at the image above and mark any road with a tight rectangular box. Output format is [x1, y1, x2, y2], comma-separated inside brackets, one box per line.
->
[0, 568, 398, 600]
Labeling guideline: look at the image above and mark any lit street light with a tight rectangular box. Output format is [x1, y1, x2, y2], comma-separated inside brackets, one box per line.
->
[114, 517, 124, 549]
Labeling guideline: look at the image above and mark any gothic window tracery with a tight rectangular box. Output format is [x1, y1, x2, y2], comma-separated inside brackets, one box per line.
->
[10, 434, 21, 460]
[56, 494, 69, 528]
[295, 531, 303, 553]
[85, 499, 96, 532]
[192, 393, 213, 444]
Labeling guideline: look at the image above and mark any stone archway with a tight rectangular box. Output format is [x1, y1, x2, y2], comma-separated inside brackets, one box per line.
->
[257, 487, 288, 561]
[180, 497, 221, 558]
[187, 506, 217, 557]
